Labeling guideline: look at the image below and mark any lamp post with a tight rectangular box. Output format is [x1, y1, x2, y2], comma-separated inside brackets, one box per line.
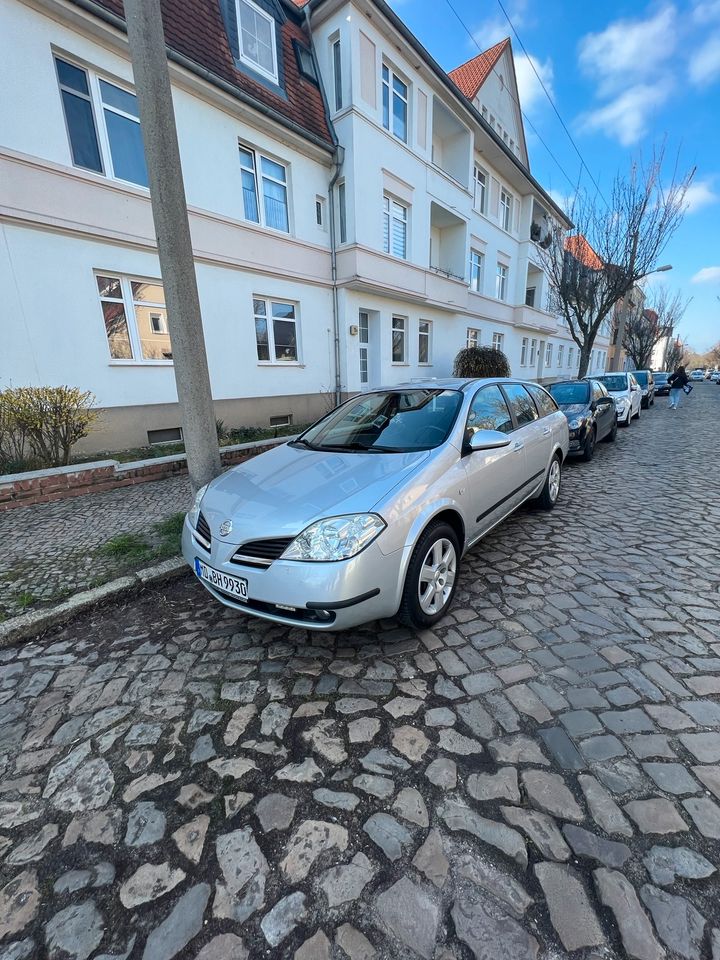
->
[610, 263, 673, 371]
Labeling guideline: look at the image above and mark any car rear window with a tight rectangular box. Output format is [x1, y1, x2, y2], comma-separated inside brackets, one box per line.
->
[502, 383, 540, 426]
[526, 383, 559, 417]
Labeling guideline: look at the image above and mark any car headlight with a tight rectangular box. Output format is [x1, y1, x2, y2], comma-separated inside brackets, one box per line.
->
[568, 417, 584, 430]
[615, 397, 628, 408]
[282, 514, 386, 562]
[187, 484, 208, 528]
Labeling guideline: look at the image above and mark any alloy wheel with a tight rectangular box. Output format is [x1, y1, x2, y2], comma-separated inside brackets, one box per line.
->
[418, 538, 457, 615]
[548, 459, 561, 503]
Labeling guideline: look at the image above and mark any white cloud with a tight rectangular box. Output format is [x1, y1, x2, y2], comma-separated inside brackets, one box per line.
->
[692, 0, 720, 23]
[692, 266, 720, 283]
[579, 83, 672, 146]
[578, 6, 677, 94]
[689, 32, 720, 85]
[514, 52, 554, 113]
[470, 0, 528, 52]
[683, 178, 720, 212]
[547, 188, 577, 213]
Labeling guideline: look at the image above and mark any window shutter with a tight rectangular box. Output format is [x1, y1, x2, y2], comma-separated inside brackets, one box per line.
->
[490, 178, 500, 220]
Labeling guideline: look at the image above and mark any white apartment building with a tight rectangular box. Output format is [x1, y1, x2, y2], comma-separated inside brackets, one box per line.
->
[0, 0, 609, 453]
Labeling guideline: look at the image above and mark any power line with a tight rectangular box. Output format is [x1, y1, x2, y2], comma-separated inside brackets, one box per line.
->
[494, 0, 610, 207]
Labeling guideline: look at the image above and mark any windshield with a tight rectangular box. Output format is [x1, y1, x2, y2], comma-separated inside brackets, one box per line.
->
[297, 389, 463, 453]
[548, 382, 589, 405]
[654, 372, 669, 382]
[633, 371, 648, 386]
[596, 374, 628, 392]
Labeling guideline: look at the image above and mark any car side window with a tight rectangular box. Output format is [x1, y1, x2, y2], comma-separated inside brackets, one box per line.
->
[526, 383, 557, 418]
[466, 384, 514, 435]
[502, 383, 539, 427]
[591, 382, 604, 403]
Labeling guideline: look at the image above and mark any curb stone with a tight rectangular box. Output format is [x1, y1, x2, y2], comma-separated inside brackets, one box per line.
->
[0, 556, 189, 647]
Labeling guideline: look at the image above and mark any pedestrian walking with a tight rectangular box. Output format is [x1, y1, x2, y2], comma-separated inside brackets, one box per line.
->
[667, 365, 689, 409]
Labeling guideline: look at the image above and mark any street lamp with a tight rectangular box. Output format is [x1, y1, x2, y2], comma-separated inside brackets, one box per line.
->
[611, 263, 673, 371]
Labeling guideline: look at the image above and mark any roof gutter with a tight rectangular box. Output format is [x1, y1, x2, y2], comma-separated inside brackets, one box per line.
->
[67, 0, 335, 155]
[306, 0, 571, 226]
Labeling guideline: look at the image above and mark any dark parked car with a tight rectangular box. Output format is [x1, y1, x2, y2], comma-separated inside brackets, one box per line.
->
[632, 370, 655, 407]
[653, 371, 671, 396]
[547, 379, 617, 460]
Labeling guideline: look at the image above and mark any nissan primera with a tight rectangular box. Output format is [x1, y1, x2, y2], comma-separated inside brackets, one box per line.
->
[183, 379, 569, 631]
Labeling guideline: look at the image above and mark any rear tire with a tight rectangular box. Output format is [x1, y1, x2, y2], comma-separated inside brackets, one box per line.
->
[621, 410, 631, 427]
[633, 406, 641, 420]
[605, 417, 618, 442]
[535, 455, 562, 510]
[398, 522, 460, 628]
[582, 427, 596, 462]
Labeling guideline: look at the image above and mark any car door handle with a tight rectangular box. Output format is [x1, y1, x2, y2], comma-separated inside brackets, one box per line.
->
[513, 441, 524, 452]
[542, 427, 551, 436]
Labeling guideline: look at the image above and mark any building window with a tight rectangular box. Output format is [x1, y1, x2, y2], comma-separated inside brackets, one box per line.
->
[525, 287, 536, 307]
[418, 320, 431, 363]
[473, 166, 487, 213]
[254, 298, 298, 362]
[338, 181, 347, 243]
[520, 337, 529, 366]
[333, 38, 342, 111]
[55, 57, 148, 187]
[315, 196, 325, 228]
[500, 189, 513, 232]
[392, 316, 406, 362]
[492, 331, 504, 352]
[467, 328, 480, 349]
[530, 338, 537, 366]
[568, 346, 574, 368]
[545, 342, 553, 367]
[495, 263, 508, 301]
[469, 249, 484, 292]
[236, 0, 278, 82]
[96, 274, 171, 362]
[359, 311, 369, 384]
[382, 64, 408, 142]
[383, 195, 408, 259]
[239, 146, 289, 232]
[557, 344, 564, 367]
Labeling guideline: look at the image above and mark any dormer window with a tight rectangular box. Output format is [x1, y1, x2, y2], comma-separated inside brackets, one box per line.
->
[237, 0, 278, 82]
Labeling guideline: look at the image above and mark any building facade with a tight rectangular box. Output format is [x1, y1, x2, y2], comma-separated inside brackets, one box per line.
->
[0, 0, 609, 453]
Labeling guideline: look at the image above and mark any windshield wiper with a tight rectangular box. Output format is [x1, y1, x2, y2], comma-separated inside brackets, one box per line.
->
[289, 438, 317, 450]
[315, 442, 397, 453]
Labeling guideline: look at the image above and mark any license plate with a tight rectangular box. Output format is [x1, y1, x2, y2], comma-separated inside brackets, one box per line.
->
[194, 558, 247, 601]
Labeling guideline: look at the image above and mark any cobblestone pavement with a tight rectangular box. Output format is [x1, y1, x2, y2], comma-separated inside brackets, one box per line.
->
[1, 385, 719, 960]
[0, 474, 191, 615]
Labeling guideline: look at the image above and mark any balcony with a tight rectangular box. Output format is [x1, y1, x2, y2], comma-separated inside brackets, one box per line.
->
[431, 98, 471, 189]
[429, 202, 466, 282]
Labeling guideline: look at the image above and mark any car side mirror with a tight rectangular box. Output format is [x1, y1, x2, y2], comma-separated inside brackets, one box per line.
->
[467, 429, 512, 453]
[598, 396, 612, 405]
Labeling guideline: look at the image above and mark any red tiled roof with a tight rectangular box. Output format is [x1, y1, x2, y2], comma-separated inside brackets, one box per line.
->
[448, 39, 510, 100]
[79, 0, 332, 147]
[565, 234, 603, 271]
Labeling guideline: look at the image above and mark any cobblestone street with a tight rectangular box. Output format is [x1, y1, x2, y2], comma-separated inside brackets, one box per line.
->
[1, 384, 719, 960]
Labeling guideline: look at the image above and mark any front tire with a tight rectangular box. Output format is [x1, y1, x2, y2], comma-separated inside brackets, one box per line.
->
[633, 405, 641, 420]
[535, 455, 562, 510]
[398, 522, 460, 628]
[621, 409, 631, 427]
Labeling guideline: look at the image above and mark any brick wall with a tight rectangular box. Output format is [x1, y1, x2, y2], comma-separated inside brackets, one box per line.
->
[0, 437, 292, 511]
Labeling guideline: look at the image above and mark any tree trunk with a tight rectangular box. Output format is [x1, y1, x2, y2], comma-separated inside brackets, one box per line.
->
[577, 343, 593, 379]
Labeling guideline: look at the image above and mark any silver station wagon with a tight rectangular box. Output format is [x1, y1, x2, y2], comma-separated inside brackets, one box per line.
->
[183, 379, 569, 631]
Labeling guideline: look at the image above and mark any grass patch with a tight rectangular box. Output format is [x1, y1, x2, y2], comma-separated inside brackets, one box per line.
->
[100, 532, 154, 564]
[16, 590, 36, 610]
[98, 512, 186, 570]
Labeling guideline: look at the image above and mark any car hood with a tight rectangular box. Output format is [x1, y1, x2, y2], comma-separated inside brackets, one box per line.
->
[605, 388, 630, 399]
[558, 403, 589, 417]
[200, 442, 431, 543]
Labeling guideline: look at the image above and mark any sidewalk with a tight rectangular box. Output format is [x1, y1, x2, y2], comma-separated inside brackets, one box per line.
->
[0, 472, 191, 619]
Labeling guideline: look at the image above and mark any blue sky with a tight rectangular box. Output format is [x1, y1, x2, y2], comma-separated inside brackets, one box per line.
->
[389, 0, 720, 351]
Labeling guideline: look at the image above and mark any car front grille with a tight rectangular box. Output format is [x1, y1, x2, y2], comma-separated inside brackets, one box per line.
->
[231, 537, 294, 568]
[194, 512, 211, 551]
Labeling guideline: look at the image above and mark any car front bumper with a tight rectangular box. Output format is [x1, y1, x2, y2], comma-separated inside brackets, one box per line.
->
[182, 515, 404, 631]
[655, 386, 670, 395]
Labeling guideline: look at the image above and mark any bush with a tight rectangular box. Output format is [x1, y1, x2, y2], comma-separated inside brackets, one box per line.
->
[0, 386, 98, 472]
[453, 345, 511, 379]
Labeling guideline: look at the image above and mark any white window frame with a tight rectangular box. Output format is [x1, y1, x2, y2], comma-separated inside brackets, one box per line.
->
[530, 338, 538, 366]
[418, 319, 432, 365]
[492, 331, 504, 352]
[545, 342, 553, 367]
[469, 249, 484, 292]
[315, 195, 326, 229]
[391, 315, 407, 363]
[332, 37, 342, 112]
[495, 263, 508, 301]
[383, 194, 408, 260]
[520, 337, 529, 366]
[500, 189, 513, 232]
[557, 344, 564, 367]
[238, 144, 289, 233]
[382, 63, 409, 143]
[568, 346, 574, 368]
[253, 296, 301, 364]
[236, 0, 278, 83]
[467, 328, 480, 349]
[55, 55, 148, 188]
[473, 165, 487, 214]
[95, 273, 171, 366]
[338, 180, 347, 244]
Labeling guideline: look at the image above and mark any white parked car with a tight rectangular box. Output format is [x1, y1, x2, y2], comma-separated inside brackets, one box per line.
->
[711, 371, 720, 382]
[593, 373, 642, 426]
[690, 370, 705, 382]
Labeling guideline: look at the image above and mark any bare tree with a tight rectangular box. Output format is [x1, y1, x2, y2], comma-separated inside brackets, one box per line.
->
[623, 286, 691, 369]
[665, 338, 685, 371]
[540, 146, 694, 378]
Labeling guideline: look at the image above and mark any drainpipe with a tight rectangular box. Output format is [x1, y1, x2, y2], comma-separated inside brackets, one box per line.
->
[305, 5, 344, 406]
